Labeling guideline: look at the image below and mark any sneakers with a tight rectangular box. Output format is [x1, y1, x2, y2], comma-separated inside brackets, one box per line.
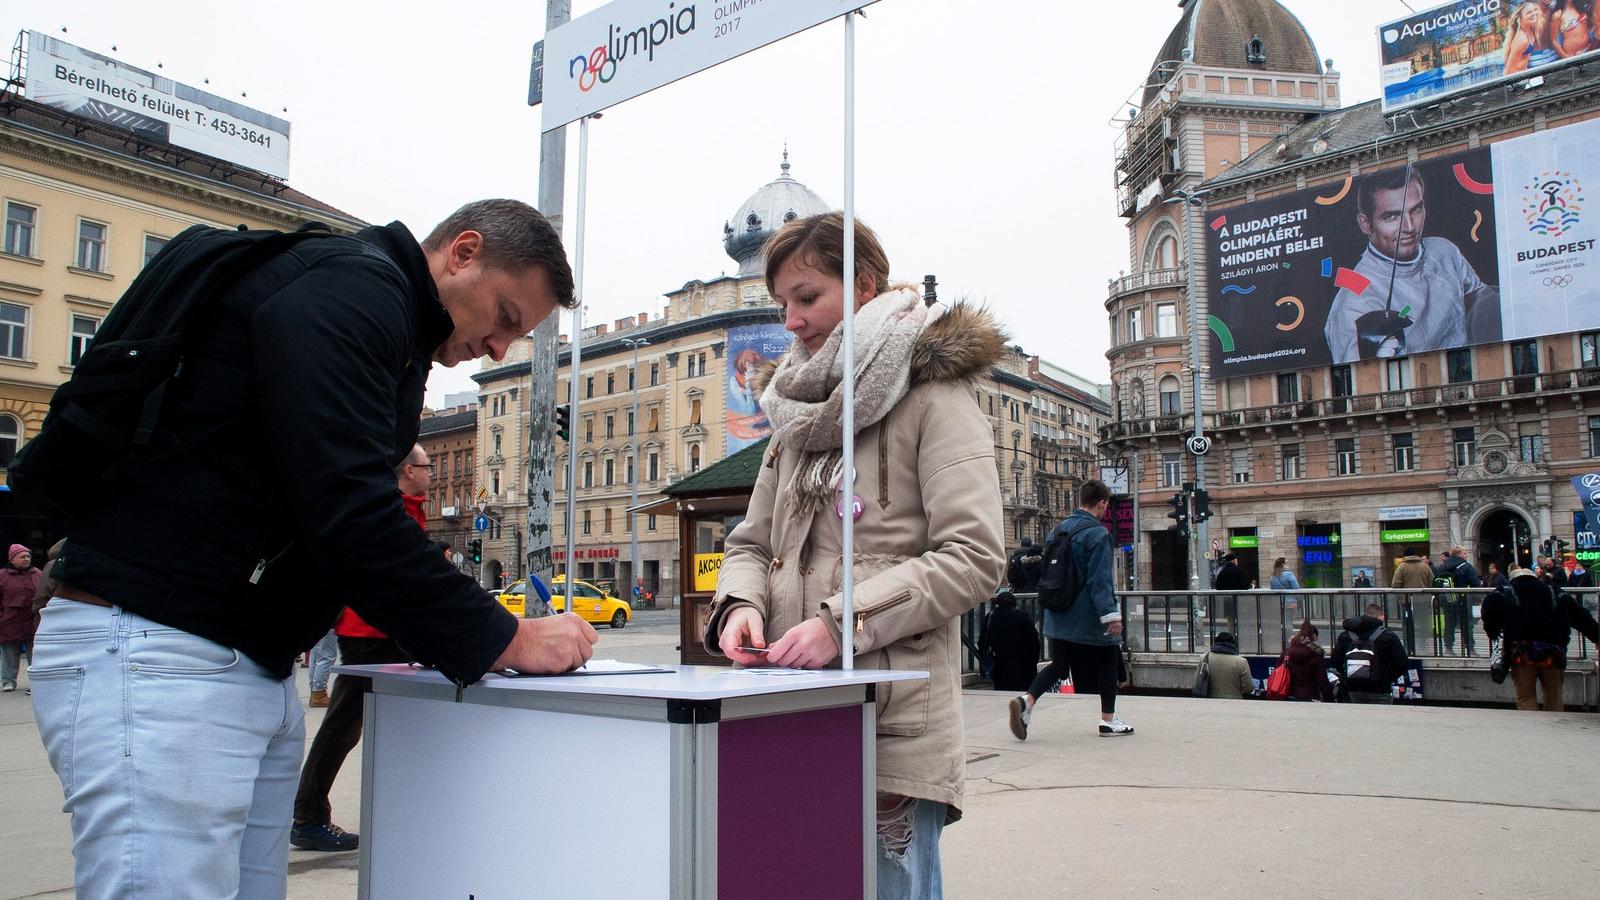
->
[1007, 695, 1032, 741]
[290, 821, 358, 852]
[309, 689, 330, 708]
[1098, 716, 1134, 737]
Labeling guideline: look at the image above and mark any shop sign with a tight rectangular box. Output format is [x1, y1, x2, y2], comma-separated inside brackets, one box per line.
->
[1296, 534, 1341, 547]
[692, 552, 724, 591]
[1381, 528, 1430, 544]
[554, 547, 622, 561]
[1378, 506, 1428, 521]
[1229, 535, 1259, 549]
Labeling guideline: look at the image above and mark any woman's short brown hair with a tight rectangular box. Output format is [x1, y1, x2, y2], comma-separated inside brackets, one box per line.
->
[762, 211, 891, 297]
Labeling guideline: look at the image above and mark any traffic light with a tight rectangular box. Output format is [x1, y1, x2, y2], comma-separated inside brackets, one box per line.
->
[1192, 489, 1212, 523]
[555, 404, 571, 442]
[469, 539, 483, 564]
[1166, 492, 1190, 539]
[1541, 538, 1553, 558]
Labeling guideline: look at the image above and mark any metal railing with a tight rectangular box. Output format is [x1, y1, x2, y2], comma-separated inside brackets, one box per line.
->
[961, 588, 1599, 674]
[1107, 267, 1185, 299]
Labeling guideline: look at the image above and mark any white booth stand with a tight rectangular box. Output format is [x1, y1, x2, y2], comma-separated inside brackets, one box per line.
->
[344, 663, 926, 899]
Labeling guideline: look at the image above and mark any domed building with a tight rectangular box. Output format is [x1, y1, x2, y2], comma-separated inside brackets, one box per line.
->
[723, 150, 831, 278]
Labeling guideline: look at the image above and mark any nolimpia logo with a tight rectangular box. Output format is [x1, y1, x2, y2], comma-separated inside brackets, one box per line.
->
[568, 2, 697, 93]
[1383, 28, 1401, 44]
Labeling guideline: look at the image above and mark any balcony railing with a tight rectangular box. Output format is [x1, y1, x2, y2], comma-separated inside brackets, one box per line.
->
[1107, 266, 1185, 300]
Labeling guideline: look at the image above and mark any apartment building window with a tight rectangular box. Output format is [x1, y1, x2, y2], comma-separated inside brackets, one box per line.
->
[690, 398, 702, 425]
[698, 352, 708, 374]
[1160, 452, 1182, 488]
[77, 220, 107, 272]
[628, 369, 635, 391]
[143, 235, 169, 267]
[1385, 358, 1410, 391]
[1518, 428, 1544, 464]
[1582, 332, 1600, 369]
[4, 202, 36, 257]
[1230, 447, 1252, 484]
[1155, 302, 1178, 338]
[603, 458, 614, 486]
[606, 373, 615, 394]
[69, 315, 98, 366]
[1280, 443, 1303, 480]
[0, 414, 18, 467]
[586, 376, 595, 399]
[1276, 372, 1300, 404]
[1511, 339, 1539, 376]
[582, 509, 592, 535]
[1126, 308, 1143, 342]
[626, 457, 634, 483]
[604, 507, 613, 533]
[1331, 364, 1353, 398]
[690, 444, 702, 472]
[627, 411, 634, 436]
[0, 302, 26, 359]
[1158, 377, 1182, 416]
[605, 414, 614, 438]
[650, 363, 659, 385]
[1590, 416, 1600, 457]
[686, 355, 698, 378]
[648, 452, 659, 481]
[583, 461, 593, 488]
[1446, 348, 1473, 384]
[647, 514, 657, 531]
[584, 418, 594, 442]
[648, 407, 660, 432]
[1453, 427, 1476, 467]
[490, 470, 501, 495]
[1335, 437, 1357, 476]
[1392, 433, 1415, 472]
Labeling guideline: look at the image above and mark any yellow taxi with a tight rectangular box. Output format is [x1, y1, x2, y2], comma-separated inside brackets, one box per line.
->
[551, 576, 632, 629]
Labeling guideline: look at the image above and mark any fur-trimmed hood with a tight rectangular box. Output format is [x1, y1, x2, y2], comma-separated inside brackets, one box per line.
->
[750, 297, 1007, 397]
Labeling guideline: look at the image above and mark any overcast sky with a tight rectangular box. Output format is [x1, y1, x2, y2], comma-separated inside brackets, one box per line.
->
[5, 0, 1422, 407]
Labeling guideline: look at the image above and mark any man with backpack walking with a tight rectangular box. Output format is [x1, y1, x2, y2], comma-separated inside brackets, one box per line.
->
[1434, 546, 1481, 655]
[1007, 479, 1132, 739]
[1332, 603, 1410, 703]
[24, 201, 600, 899]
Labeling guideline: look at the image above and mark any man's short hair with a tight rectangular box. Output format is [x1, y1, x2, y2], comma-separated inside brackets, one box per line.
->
[1365, 603, 1385, 617]
[1356, 166, 1425, 220]
[1080, 479, 1111, 508]
[423, 199, 577, 309]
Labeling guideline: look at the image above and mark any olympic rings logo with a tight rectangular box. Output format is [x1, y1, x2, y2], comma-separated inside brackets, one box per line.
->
[1544, 274, 1575, 288]
[569, 47, 615, 93]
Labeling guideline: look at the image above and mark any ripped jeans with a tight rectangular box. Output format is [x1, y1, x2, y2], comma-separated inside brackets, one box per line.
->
[876, 793, 946, 899]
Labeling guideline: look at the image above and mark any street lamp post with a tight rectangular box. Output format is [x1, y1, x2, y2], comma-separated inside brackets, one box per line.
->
[1167, 187, 1212, 590]
[622, 337, 649, 605]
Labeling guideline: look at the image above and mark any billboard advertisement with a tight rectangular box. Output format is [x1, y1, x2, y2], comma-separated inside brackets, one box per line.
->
[25, 33, 291, 178]
[1205, 117, 1600, 379]
[1379, 0, 1600, 112]
[726, 323, 792, 454]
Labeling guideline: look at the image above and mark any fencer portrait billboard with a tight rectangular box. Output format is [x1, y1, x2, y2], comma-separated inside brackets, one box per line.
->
[1205, 117, 1600, 380]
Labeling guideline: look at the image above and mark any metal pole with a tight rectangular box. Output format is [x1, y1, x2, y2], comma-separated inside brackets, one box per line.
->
[1130, 449, 1141, 590]
[1180, 193, 1208, 588]
[562, 115, 590, 620]
[625, 338, 648, 606]
[528, 0, 571, 615]
[840, 10, 856, 670]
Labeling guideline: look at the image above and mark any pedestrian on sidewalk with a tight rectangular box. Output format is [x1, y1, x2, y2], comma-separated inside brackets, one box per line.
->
[704, 212, 1007, 898]
[0, 544, 41, 692]
[1213, 552, 1249, 633]
[979, 588, 1039, 693]
[28, 200, 599, 900]
[1481, 567, 1600, 711]
[1006, 538, 1042, 594]
[1196, 631, 1254, 699]
[1333, 603, 1409, 704]
[1008, 479, 1134, 740]
[1283, 621, 1335, 702]
[290, 445, 433, 853]
[306, 628, 337, 708]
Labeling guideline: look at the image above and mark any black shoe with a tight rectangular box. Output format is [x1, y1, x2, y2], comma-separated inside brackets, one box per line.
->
[291, 821, 359, 852]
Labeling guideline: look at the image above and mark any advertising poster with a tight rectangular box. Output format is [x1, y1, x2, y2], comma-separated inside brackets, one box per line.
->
[1206, 147, 1499, 378]
[725, 323, 792, 454]
[1379, 0, 1600, 112]
[1491, 117, 1600, 338]
[25, 33, 291, 177]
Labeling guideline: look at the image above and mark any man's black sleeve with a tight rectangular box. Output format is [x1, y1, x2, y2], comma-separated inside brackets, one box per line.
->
[251, 256, 517, 683]
[1562, 595, 1600, 646]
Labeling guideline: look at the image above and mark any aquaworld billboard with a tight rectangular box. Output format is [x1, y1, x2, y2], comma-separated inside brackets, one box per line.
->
[1379, 0, 1600, 112]
[1205, 117, 1600, 379]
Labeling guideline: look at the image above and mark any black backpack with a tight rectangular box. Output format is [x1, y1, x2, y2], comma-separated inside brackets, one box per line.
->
[1036, 519, 1094, 613]
[1342, 625, 1387, 686]
[8, 222, 333, 515]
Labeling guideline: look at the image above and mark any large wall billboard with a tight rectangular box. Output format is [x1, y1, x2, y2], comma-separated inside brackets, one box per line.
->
[1379, 0, 1600, 112]
[725, 323, 792, 454]
[1205, 117, 1600, 379]
[25, 33, 291, 178]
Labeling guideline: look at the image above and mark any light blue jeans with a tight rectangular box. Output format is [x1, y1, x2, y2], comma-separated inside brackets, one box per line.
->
[29, 600, 304, 900]
[308, 628, 337, 693]
[876, 795, 946, 899]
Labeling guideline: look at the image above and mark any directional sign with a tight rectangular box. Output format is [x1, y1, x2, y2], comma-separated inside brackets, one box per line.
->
[541, 0, 882, 131]
[1186, 434, 1212, 456]
[474, 514, 490, 533]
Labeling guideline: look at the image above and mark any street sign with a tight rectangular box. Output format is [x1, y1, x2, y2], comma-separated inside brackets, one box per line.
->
[1185, 434, 1212, 456]
[541, 0, 883, 131]
[474, 514, 490, 532]
[527, 40, 545, 106]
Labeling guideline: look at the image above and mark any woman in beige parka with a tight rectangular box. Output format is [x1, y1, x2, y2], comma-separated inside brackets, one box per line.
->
[704, 212, 1006, 898]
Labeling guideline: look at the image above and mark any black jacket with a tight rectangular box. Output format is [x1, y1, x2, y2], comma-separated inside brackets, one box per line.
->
[979, 597, 1039, 692]
[1332, 615, 1409, 692]
[1213, 562, 1249, 591]
[1481, 574, 1600, 660]
[56, 223, 516, 682]
[1436, 554, 1481, 589]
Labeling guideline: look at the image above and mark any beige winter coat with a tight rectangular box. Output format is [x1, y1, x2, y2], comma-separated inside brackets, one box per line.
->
[704, 303, 1007, 820]
[1392, 556, 1435, 589]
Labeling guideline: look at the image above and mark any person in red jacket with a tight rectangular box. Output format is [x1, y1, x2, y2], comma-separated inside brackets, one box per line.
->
[1283, 620, 1335, 702]
[290, 444, 433, 851]
[0, 544, 41, 692]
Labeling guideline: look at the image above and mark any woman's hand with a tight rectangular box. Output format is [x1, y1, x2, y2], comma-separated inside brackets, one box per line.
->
[766, 617, 839, 669]
[718, 606, 772, 668]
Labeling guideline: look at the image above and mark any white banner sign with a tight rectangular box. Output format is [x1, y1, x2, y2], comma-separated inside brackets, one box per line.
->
[26, 33, 291, 178]
[541, 0, 880, 132]
[1493, 117, 1600, 342]
[1378, 505, 1428, 522]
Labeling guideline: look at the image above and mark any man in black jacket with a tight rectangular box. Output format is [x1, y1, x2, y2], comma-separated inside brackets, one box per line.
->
[1435, 545, 1482, 655]
[1212, 552, 1249, 633]
[1481, 568, 1600, 711]
[29, 200, 598, 899]
[1007, 538, 1042, 593]
[1332, 603, 1410, 704]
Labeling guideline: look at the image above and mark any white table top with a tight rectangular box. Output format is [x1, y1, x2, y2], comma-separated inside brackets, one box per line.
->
[338, 663, 928, 701]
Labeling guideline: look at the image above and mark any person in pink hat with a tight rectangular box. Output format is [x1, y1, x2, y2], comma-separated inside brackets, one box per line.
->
[0, 543, 41, 691]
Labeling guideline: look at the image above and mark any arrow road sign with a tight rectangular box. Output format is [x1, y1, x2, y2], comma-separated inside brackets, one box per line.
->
[474, 514, 490, 533]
